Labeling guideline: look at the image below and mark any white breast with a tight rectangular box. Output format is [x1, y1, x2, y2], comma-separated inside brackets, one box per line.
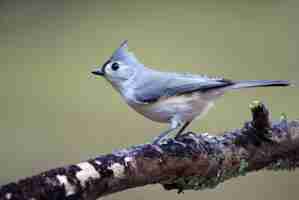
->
[127, 93, 215, 123]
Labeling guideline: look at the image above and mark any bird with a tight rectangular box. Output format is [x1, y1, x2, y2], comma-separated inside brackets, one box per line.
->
[91, 41, 291, 144]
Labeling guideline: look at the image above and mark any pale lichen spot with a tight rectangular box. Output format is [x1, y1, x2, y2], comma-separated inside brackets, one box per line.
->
[5, 193, 12, 200]
[108, 163, 125, 178]
[202, 133, 209, 137]
[56, 175, 76, 196]
[151, 144, 164, 153]
[124, 156, 137, 168]
[94, 160, 102, 166]
[207, 135, 214, 139]
[124, 157, 133, 166]
[217, 136, 225, 141]
[76, 162, 101, 187]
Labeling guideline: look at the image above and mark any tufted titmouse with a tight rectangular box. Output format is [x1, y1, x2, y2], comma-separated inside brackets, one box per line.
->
[91, 41, 290, 144]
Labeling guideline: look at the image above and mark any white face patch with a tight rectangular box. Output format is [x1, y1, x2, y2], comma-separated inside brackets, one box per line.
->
[108, 163, 125, 178]
[56, 175, 76, 196]
[76, 162, 101, 187]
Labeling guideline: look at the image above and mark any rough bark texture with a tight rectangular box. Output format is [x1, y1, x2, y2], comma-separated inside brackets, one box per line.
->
[0, 102, 299, 200]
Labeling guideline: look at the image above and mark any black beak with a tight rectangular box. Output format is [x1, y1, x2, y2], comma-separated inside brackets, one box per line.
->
[91, 69, 104, 76]
[91, 60, 110, 76]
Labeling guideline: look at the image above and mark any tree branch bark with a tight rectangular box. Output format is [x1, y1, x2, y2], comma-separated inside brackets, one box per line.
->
[1, 102, 299, 200]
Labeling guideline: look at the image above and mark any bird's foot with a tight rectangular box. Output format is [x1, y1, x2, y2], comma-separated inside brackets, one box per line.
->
[152, 131, 170, 145]
[152, 127, 178, 145]
[152, 121, 191, 145]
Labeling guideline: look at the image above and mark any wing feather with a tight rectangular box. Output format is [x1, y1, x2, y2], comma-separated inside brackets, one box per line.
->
[134, 72, 233, 103]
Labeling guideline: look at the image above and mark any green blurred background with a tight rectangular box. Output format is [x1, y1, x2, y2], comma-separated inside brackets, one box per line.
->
[1, 0, 299, 199]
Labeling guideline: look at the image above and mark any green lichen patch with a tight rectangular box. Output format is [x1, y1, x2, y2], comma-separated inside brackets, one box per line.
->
[170, 175, 222, 193]
[267, 159, 295, 171]
[280, 113, 288, 121]
[249, 100, 263, 111]
[238, 159, 249, 176]
[168, 156, 250, 193]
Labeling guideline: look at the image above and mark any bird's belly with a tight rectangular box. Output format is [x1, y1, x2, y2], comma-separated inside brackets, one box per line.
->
[130, 93, 214, 123]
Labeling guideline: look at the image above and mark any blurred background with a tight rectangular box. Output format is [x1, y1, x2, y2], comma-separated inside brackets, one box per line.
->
[0, 0, 299, 199]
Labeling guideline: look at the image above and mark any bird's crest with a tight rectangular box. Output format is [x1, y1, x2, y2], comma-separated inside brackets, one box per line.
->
[110, 40, 142, 66]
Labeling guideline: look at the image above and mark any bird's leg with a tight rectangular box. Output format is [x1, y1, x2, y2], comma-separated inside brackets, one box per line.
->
[152, 120, 181, 145]
[152, 127, 178, 145]
[175, 121, 191, 139]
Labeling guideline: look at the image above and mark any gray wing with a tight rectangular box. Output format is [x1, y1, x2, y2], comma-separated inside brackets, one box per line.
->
[134, 71, 233, 103]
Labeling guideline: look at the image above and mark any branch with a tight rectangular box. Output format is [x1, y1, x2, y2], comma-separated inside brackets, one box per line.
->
[1, 102, 299, 200]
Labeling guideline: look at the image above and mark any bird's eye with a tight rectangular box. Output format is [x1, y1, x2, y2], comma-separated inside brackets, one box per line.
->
[111, 62, 119, 71]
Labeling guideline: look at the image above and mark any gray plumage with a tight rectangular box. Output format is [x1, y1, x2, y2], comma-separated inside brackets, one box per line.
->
[132, 69, 233, 103]
[92, 41, 290, 144]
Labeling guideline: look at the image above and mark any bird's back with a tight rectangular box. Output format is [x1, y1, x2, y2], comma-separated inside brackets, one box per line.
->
[131, 67, 231, 103]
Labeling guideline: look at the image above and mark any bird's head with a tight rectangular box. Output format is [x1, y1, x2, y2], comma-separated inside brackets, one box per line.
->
[92, 41, 143, 89]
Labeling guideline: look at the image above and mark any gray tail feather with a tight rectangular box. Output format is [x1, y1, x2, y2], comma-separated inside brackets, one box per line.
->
[229, 80, 291, 90]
